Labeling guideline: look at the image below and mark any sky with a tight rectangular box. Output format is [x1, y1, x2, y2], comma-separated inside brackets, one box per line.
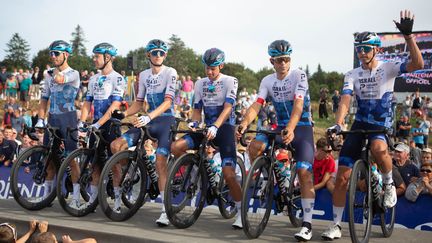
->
[0, 0, 430, 74]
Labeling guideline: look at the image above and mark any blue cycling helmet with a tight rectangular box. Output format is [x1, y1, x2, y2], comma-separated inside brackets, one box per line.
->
[146, 39, 169, 52]
[49, 40, 73, 54]
[354, 32, 381, 47]
[202, 48, 225, 67]
[268, 40, 292, 57]
[93, 42, 117, 56]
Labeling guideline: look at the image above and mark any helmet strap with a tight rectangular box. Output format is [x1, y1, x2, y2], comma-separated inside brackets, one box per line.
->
[149, 57, 163, 67]
[100, 54, 112, 70]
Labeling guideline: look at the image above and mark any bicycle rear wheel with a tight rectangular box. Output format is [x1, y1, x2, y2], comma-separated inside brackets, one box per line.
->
[57, 148, 96, 216]
[241, 156, 274, 239]
[380, 204, 395, 237]
[165, 153, 207, 229]
[11, 146, 57, 210]
[218, 155, 246, 219]
[98, 150, 147, 221]
[287, 162, 303, 227]
[348, 159, 372, 243]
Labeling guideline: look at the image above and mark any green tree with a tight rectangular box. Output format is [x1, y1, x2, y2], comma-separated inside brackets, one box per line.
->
[2, 33, 30, 69]
[165, 34, 202, 77]
[305, 64, 310, 78]
[31, 48, 50, 69]
[113, 55, 128, 73]
[223, 63, 259, 91]
[255, 67, 273, 83]
[127, 47, 148, 72]
[68, 55, 92, 72]
[70, 25, 87, 56]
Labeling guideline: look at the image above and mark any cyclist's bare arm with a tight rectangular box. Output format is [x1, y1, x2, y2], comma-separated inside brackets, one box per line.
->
[240, 102, 262, 128]
[80, 101, 92, 122]
[191, 108, 202, 123]
[147, 97, 172, 120]
[38, 100, 48, 120]
[335, 95, 351, 125]
[124, 100, 144, 117]
[213, 102, 233, 128]
[97, 101, 121, 126]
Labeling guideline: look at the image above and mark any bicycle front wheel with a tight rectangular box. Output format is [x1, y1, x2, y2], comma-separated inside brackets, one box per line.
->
[287, 162, 303, 227]
[11, 146, 57, 210]
[241, 156, 274, 239]
[348, 159, 372, 243]
[218, 155, 246, 219]
[98, 150, 147, 221]
[57, 148, 96, 217]
[380, 203, 396, 237]
[165, 153, 207, 229]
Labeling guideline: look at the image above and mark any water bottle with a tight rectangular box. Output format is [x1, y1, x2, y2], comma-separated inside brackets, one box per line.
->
[371, 165, 383, 199]
[208, 158, 222, 184]
[275, 160, 290, 190]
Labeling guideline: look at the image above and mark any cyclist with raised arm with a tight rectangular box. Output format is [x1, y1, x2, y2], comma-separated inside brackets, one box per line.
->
[110, 39, 177, 225]
[322, 10, 424, 240]
[237, 40, 315, 241]
[68, 43, 126, 209]
[35, 40, 80, 200]
[170, 48, 243, 229]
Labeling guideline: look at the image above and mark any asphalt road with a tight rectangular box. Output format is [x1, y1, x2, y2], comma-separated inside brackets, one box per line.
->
[0, 199, 430, 243]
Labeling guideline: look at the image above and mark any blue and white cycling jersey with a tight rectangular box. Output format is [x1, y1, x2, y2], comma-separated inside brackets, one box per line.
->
[194, 74, 238, 126]
[41, 67, 80, 114]
[342, 61, 408, 128]
[86, 71, 126, 121]
[257, 69, 312, 127]
[136, 66, 177, 116]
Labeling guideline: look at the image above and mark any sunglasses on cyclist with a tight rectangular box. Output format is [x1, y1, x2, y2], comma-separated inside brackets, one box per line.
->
[355, 45, 374, 53]
[150, 50, 166, 57]
[0, 223, 17, 240]
[49, 51, 62, 57]
[272, 56, 291, 64]
[420, 169, 432, 173]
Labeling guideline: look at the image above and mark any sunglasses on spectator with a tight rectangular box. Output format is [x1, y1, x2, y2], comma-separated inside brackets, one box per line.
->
[150, 50, 166, 57]
[355, 45, 374, 53]
[49, 51, 62, 57]
[272, 56, 291, 64]
[420, 169, 432, 173]
[0, 223, 17, 240]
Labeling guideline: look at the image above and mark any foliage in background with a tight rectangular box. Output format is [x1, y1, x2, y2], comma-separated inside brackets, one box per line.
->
[2, 26, 346, 99]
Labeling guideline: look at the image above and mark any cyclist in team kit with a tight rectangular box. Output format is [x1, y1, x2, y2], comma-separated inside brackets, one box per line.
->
[322, 10, 424, 240]
[110, 39, 177, 225]
[35, 40, 80, 199]
[237, 40, 316, 241]
[68, 43, 126, 210]
[170, 48, 243, 229]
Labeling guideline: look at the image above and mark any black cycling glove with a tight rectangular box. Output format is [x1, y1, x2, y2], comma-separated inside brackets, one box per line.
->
[394, 16, 414, 36]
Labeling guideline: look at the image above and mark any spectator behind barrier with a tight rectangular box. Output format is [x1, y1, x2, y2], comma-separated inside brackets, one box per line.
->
[405, 162, 432, 202]
[312, 137, 336, 193]
[393, 143, 420, 185]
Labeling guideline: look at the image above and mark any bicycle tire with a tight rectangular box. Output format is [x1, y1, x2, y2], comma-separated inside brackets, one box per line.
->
[287, 162, 303, 227]
[380, 203, 396, 237]
[241, 156, 274, 239]
[165, 153, 207, 229]
[98, 150, 148, 221]
[11, 146, 57, 210]
[348, 159, 372, 243]
[218, 155, 246, 219]
[57, 148, 97, 216]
